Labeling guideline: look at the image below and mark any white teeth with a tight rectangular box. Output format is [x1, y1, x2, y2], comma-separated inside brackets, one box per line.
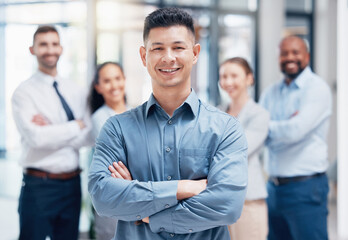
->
[160, 68, 179, 73]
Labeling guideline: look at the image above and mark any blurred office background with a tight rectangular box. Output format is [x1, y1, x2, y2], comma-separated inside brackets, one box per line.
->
[0, 0, 347, 239]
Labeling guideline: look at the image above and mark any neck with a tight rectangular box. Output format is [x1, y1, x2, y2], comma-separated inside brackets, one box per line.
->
[39, 66, 57, 77]
[106, 100, 127, 114]
[153, 86, 191, 117]
[228, 93, 249, 117]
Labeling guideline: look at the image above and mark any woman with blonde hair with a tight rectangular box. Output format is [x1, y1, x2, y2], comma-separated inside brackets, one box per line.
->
[219, 57, 269, 240]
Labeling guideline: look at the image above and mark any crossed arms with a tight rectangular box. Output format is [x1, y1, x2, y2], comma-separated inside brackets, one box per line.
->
[108, 161, 208, 223]
[12, 89, 92, 150]
[88, 118, 248, 234]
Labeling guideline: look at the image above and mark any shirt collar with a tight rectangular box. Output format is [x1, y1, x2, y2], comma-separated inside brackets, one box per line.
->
[281, 66, 312, 90]
[35, 70, 61, 86]
[145, 89, 199, 118]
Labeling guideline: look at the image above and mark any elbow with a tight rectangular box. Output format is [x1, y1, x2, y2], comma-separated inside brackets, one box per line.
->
[223, 200, 245, 225]
[223, 186, 247, 225]
[25, 134, 45, 148]
[88, 176, 113, 218]
[225, 203, 244, 225]
[88, 173, 124, 219]
[208, 184, 247, 225]
[23, 128, 51, 149]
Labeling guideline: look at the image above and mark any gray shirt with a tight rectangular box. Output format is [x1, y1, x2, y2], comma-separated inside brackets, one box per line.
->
[237, 99, 269, 200]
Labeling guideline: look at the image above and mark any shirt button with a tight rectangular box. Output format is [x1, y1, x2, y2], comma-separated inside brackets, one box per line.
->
[167, 175, 172, 180]
[160, 227, 165, 231]
[165, 204, 170, 208]
[166, 147, 171, 152]
[136, 215, 141, 219]
[170, 233, 175, 237]
[168, 120, 172, 124]
[189, 229, 193, 233]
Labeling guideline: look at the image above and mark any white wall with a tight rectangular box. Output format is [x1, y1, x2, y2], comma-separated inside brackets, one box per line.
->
[258, 0, 284, 92]
[315, 0, 337, 164]
[337, 0, 348, 237]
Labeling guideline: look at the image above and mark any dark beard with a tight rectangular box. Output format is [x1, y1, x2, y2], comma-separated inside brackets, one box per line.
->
[281, 61, 305, 80]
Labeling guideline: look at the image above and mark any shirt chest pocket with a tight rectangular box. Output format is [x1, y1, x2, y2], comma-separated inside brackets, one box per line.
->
[179, 148, 211, 180]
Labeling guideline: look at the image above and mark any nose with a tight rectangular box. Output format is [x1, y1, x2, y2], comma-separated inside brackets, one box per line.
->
[111, 79, 118, 89]
[47, 44, 56, 54]
[161, 49, 176, 63]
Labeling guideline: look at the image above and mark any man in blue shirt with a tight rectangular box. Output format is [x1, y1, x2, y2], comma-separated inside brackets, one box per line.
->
[88, 7, 248, 240]
[260, 36, 332, 240]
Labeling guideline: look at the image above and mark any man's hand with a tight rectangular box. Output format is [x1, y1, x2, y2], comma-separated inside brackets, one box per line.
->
[32, 114, 50, 126]
[108, 162, 207, 223]
[177, 179, 207, 200]
[108, 161, 133, 180]
[142, 217, 149, 223]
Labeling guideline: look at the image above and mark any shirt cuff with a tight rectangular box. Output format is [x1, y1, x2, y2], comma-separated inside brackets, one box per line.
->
[149, 204, 175, 233]
[151, 180, 178, 212]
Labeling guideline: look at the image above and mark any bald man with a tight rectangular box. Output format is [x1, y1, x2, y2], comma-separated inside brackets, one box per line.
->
[260, 36, 332, 240]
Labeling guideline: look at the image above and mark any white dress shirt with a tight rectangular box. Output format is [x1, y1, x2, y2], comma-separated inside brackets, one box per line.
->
[12, 70, 92, 173]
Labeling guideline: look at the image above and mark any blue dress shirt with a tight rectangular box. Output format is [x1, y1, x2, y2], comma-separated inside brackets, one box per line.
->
[88, 90, 248, 240]
[260, 67, 332, 177]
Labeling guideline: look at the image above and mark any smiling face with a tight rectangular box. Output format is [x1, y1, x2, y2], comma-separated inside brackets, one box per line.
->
[219, 62, 253, 101]
[94, 64, 126, 107]
[139, 26, 200, 93]
[29, 31, 62, 74]
[279, 36, 310, 82]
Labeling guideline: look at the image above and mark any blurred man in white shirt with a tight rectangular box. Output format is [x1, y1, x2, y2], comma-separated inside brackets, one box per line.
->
[12, 25, 92, 240]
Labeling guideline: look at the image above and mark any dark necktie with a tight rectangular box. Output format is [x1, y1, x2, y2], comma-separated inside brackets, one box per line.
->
[53, 81, 75, 121]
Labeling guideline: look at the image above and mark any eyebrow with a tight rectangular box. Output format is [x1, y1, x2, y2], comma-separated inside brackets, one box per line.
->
[151, 41, 187, 46]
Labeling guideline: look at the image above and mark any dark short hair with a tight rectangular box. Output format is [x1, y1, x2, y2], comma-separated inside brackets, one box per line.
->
[220, 57, 253, 76]
[88, 62, 125, 114]
[33, 25, 59, 44]
[143, 7, 195, 43]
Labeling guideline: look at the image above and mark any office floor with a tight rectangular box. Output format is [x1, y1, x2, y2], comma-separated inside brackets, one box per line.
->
[0, 155, 345, 240]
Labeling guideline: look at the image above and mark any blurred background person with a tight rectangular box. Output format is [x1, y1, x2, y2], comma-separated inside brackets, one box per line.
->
[11, 25, 91, 240]
[88, 61, 127, 240]
[260, 36, 332, 240]
[219, 57, 269, 240]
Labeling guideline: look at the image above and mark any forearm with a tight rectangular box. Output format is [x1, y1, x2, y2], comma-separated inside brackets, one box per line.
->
[70, 125, 94, 149]
[88, 168, 179, 221]
[20, 121, 81, 149]
[148, 149, 248, 234]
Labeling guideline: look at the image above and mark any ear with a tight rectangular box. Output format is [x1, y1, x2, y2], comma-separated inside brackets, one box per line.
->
[305, 52, 310, 65]
[139, 46, 147, 67]
[246, 73, 254, 86]
[29, 46, 35, 55]
[192, 43, 201, 64]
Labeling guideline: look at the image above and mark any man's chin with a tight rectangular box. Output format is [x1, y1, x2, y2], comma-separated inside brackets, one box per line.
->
[285, 72, 300, 80]
[282, 68, 305, 80]
[42, 63, 58, 69]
